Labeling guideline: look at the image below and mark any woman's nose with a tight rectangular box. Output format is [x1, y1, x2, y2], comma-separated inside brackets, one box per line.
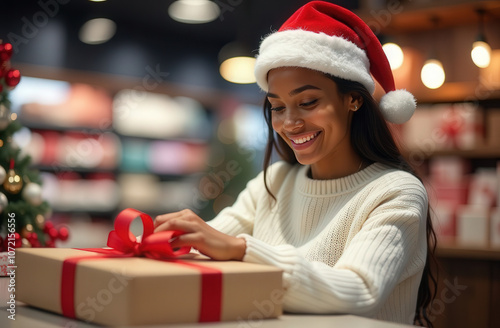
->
[283, 110, 304, 131]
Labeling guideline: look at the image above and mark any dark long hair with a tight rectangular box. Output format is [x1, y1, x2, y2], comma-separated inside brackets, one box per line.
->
[262, 74, 438, 327]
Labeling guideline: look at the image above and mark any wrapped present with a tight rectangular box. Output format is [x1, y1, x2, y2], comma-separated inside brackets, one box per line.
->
[16, 209, 283, 326]
[456, 205, 489, 246]
[468, 168, 498, 208]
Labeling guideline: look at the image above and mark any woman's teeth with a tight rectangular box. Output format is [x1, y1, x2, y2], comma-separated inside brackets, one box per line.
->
[292, 132, 318, 144]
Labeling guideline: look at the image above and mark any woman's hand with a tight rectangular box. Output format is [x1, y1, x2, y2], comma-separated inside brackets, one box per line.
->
[154, 209, 246, 261]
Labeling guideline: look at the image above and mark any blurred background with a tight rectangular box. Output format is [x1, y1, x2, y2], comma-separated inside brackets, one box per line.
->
[0, 1, 499, 327]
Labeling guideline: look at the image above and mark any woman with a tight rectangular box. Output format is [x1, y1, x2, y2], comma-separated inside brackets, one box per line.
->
[154, 1, 437, 326]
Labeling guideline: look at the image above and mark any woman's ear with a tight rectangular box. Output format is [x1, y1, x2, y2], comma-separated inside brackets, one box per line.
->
[348, 92, 363, 112]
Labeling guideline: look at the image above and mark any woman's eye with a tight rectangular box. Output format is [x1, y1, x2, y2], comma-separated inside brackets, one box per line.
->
[270, 106, 285, 112]
[300, 99, 318, 107]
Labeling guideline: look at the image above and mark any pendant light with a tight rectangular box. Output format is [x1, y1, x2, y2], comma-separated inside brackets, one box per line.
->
[218, 42, 256, 84]
[471, 9, 491, 68]
[168, 0, 220, 24]
[218, 1, 256, 84]
[421, 17, 445, 89]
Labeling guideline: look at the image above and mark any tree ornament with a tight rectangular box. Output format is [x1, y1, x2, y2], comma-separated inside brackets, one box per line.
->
[21, 224, 34, 238]
[13, 232, 22, 248]
[0, 42, 13, 62]
[0, 104, 11, 130]
[58, 226, 70, 241]
[0, 192, 7, 213]
[23, 182, 43, 206]
[0, 166, 6, 184]
[35, 214, 45, 229]
[28, 232, 40, 247]
[5, 69, 21, 87]
[3, 169, 23, 194]
[43, 221, 54, 233]
[48, 227, 58, 240]
[22, 238, 32, 248]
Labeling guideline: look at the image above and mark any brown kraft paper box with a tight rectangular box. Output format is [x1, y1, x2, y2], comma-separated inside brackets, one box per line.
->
[16, 248, 283, 326]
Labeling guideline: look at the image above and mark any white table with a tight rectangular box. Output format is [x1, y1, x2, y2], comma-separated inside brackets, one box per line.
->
[0, 277, 415, 328]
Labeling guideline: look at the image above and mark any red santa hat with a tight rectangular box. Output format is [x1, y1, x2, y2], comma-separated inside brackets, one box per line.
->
[254, 1, 416, 124]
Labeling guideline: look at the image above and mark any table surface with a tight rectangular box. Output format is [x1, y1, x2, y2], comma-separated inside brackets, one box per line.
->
[0, 277, 415, 328]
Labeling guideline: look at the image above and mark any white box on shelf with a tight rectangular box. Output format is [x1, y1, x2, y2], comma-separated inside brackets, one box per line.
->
[456, 205, 489, 246]
[468, 168, 498, 207]
[491, 208, 500, 248]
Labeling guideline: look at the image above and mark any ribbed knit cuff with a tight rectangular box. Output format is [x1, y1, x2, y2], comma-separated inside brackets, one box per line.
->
[237, 233, 302, 289]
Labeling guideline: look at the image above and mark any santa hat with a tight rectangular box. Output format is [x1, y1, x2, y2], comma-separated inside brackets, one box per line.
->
[254, 1, 416, 124]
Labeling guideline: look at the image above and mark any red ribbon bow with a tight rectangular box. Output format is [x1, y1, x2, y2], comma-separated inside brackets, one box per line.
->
[106, 208, 190, 258]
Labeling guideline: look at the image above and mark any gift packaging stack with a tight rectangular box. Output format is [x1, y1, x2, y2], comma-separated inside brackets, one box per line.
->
[425, 157, 500, 247]
[403, 103, 500, 247]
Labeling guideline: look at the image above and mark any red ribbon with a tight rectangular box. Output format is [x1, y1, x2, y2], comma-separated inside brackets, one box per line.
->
[60, 208, 222, 323]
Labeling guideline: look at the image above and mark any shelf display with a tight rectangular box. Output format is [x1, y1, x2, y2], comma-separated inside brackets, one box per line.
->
[11, 76, 213, 219]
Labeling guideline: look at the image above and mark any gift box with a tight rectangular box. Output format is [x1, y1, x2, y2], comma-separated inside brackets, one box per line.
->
[16, 209, 283, 326]
[468, 168, 498, 208]
[456, 205, 490, 246]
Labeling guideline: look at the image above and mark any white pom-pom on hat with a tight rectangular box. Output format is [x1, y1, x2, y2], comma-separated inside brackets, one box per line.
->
[254, 1, 417, 124]
[379, 89, 416, 124]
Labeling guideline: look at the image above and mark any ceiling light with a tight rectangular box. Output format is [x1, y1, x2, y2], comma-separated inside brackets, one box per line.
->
[168, 0, 220, 24]
[220, 57, 256, 84]
[79, 18, 116, 44]
[471, 41, 491, 68]
[471, 9, 491, 68]
[382, 42, 404, 70]
[218, 42, 256, 84]
[421, 59, 445, 89]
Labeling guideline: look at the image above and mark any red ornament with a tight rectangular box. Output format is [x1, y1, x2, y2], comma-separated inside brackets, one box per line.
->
[0, 43, 13, 62]
[5, 69, 21, 87]
[58, 226, 70, 241]
[43, 221, 54, 233]
[29, 232, 41, 247]
[48, 227, 59, 240]
[45, 239, 55, 247]
[6, 232, 22, 248]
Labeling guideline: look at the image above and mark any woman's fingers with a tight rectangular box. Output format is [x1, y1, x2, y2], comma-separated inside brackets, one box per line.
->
[154, 209, 199, 231]
[152, 209, 247, 261]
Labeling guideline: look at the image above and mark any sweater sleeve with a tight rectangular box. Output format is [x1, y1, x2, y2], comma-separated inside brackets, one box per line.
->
[237, 178, 428, 317]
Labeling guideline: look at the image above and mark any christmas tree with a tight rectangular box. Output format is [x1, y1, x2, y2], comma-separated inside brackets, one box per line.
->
[0, 40, 68, 250]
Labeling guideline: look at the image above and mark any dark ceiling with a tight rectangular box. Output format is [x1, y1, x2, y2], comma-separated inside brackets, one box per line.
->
[0, 0, 357, 100]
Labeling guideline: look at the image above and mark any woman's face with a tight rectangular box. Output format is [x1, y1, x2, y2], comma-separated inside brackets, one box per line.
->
[267, 67, 358, 172]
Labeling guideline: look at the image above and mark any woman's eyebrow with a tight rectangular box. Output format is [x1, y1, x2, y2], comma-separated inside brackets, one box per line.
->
[267, 84, 321, 99]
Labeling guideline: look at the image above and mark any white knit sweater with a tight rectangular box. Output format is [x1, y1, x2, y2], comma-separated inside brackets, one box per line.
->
[208, 161, 428, 324]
